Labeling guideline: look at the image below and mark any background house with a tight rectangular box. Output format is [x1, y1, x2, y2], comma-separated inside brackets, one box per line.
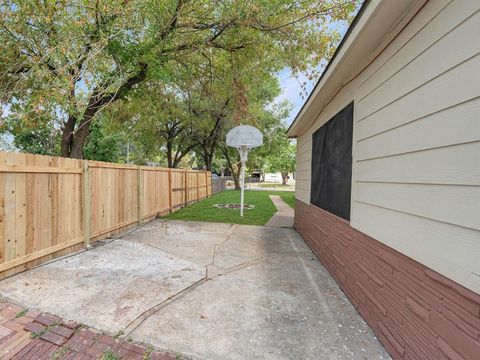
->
[264, 172, 295, 184]
[287, 0, 480, 359]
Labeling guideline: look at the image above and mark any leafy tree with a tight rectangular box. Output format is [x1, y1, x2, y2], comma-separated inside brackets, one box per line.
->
[248, 101, 292, 178]
[265, 141, 296, 185]
[0, 0, 358, 158]
[0, 115, 59, 155]
[83, 117, 122, 162]
[111, 82, 198, 167]
[189, 53, 282, 171]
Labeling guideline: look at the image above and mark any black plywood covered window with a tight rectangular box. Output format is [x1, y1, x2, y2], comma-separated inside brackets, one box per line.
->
[310, 103, 353, 220]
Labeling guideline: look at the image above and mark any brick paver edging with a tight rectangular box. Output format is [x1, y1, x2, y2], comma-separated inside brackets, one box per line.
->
[0, 301, 181, 360]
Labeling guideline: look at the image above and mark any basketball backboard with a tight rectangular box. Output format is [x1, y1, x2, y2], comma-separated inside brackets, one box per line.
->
[226, 125, 263, 149]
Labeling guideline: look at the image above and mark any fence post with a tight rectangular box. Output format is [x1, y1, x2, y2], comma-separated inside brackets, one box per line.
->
[168, 168, 172, 213]
[137, 166, 143, 225]
[184, 169, 188, 207]
[205, 171, 208, 198]
[82, 160, 91, 247]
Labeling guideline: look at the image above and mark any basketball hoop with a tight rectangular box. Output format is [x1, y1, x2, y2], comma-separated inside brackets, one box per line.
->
[226, 125, 263, 217]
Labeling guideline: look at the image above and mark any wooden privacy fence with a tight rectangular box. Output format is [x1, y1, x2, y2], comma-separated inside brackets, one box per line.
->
[0, 151, 211, 278]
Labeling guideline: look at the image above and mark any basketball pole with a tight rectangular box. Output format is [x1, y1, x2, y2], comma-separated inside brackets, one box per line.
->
[240, 161, 245, 217]
[239, 145, 248, 217]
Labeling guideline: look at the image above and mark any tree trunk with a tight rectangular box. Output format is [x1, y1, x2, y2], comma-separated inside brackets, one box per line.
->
[205, 153, 213, 171]
[281, 172, 288, 185]
[233, 175, 241, 190]
[166, 141, 173, 168]
[220, 145, 241, 190]
[173, 156, 183, 168]
[60, 115, 77, 157]
[69, 115, 94, 159]
[60, 113, 92, 159]
[199, 142, 215, 171]
[59, 100, 106, 159]
[233, 163, 242, 190]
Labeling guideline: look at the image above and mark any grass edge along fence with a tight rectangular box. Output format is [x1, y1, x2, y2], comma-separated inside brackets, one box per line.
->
[0, 151, 211, 279]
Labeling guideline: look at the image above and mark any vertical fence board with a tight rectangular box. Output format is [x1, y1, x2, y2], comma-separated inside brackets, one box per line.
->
[168, 169, 172, 213]
[14, 153, 26, 264]
[25, 154, 35, 261]
[137, 167, 142, 225]
[83, 161, 91, 246]
[4, 152, 17, 276]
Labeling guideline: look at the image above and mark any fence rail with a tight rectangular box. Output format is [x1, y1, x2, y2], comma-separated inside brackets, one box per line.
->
[0, 151, 211, 278]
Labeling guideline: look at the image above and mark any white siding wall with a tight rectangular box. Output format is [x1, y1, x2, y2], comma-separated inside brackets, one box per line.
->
[295, 0, 480, 293]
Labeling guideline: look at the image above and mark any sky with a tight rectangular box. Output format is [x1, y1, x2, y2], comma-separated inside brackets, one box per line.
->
[275, 69, 315, 126]
[275, 21, 351, 126]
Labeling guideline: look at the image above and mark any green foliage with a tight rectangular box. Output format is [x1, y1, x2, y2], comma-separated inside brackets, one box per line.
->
[0, 0, 360, 158]
[15, 308, 28, 318]
[101, 350, 120, 360]
[247, 102, 292, 172]
[0, 116, 59, 155]
[83, 118, 122, 162]
[265, 142, 296, 175]
[51, 346, 69, 360]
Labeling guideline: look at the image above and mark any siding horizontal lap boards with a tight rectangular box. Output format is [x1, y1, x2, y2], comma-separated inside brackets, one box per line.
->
[356, 97, 480, 161]
[355, 182, 480, 230]
[355, 142, 480, 186]
[357, 7, 480, 119]
[356, 0, 479, 98]
[356, 52, 480, 140]
[350, 0, 480, 294]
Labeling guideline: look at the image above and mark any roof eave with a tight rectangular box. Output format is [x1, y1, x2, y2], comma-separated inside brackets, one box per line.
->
[287, 0, 425, 138]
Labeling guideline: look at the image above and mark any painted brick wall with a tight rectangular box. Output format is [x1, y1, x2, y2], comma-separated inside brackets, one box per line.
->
[294, 200, 480, 360]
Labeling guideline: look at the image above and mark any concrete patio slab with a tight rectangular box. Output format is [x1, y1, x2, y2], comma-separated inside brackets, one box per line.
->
[0, 238, 205, 333]
[0, 220, 390, 360]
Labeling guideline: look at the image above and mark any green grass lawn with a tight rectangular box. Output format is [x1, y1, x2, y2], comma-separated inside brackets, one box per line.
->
[165, 190, 295, 225]
[278, 192, 295, 208]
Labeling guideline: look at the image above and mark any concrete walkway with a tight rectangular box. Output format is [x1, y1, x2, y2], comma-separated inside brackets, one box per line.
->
[265, 195, 294, 228]
[0, 220, 389, 360]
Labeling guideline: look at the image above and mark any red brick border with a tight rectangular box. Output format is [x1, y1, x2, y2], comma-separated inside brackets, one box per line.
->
[295, 200, 480, 360]
[0, 301, 180, 360]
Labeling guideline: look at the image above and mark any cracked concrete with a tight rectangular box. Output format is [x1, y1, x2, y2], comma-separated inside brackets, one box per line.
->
[0, 220, 390, 360]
